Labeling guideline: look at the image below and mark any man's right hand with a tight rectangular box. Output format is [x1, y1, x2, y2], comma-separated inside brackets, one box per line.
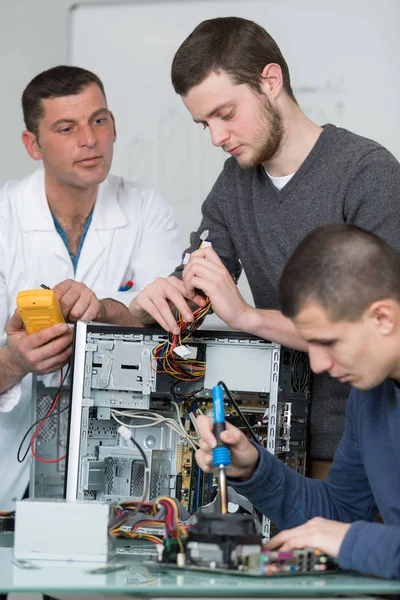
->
[5, 309, 73, 378]
[129, 276, 207, 335]
[195, 414, 259, 480]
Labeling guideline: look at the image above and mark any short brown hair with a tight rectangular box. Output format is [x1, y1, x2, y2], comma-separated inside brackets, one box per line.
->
[22, 65, 106, 139]
[171, 17, 295, 100]
[279, 224, 400, 321]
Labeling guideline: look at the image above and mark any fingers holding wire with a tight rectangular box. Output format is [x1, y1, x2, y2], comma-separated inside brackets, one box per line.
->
[129, 277, 195, 334]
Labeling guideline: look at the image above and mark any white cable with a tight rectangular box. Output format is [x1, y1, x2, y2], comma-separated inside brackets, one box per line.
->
[110, 410, 200, 450]
[112, 404, 199, 442]
[112, 411, 179, 433]
[189, 412, 200, 438]
[171, 401, 190, 438]
[112, 410, 183, 435]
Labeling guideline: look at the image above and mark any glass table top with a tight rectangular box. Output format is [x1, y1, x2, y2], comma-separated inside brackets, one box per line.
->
[1, 534, 400, 597]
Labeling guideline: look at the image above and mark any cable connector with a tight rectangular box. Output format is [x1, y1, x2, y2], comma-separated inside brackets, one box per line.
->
[173, 345, 191, 359]
[177, 553, 186, 567]
[173, 345, 197, 360]
[156, 544, 164, 562]
[199, 229, 212, 249]
[117, 425, 132, 441]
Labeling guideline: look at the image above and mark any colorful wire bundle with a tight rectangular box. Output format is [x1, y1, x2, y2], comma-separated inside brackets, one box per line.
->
[109, 500, 162, 545]
[152, 231, 214, 381]
[109, 496, 189, 551]
[157, 496, 189, 553]
[152, 302, 211, 381]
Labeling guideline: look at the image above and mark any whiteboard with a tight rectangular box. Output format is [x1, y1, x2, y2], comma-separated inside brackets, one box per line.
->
[70, 0, 400, 249]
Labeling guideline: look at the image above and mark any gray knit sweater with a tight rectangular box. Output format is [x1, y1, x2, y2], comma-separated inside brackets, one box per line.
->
[173, 124, 400, 459]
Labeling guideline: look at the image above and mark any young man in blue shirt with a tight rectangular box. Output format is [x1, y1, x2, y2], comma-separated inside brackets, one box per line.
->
[195, 224, 400, 579]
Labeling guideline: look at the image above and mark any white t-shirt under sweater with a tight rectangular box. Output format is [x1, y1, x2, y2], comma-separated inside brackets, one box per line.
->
[266, 171, 295, 190]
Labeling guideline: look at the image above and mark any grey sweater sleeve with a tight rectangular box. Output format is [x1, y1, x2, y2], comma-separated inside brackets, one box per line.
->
[171, 160, 242, 281]
[344, 147, 400, 251]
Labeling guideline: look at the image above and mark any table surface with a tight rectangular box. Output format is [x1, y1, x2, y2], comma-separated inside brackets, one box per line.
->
[1, 535, 400, 597]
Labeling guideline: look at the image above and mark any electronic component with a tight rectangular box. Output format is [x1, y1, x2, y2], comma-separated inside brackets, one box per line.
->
[107, 492, 339, 578]
[147, 510, 338, 577]
[153, 228, 213, 377]
[31, 323, 311, 543]
[14, 499, 115, 562]
[108, 495, 189, 551]
[0, 511, 15, 532]
[151, 547, 339, 577]
[16, 289, 65, 334]
[186, 512, 261, 568]
[199, 229, 212, 248]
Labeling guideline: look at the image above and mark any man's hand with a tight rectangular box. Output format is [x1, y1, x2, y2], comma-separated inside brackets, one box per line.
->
[129, 276, 207, 335]
[5, 309, 73, 378]
[183, 247, 254, 330]
[53, 280, 105, 323]
[264, 517, 351, 558]
[195, 414, 259, 480]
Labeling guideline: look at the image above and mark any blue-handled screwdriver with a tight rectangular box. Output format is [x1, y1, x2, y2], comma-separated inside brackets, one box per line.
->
[212, 384, 231, 514]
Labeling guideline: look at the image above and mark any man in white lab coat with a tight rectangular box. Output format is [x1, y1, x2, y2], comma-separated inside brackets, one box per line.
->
[0, 65, 182, 509]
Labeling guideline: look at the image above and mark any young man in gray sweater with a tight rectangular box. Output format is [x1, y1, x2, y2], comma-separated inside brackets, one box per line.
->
[129, 17, 400, 472]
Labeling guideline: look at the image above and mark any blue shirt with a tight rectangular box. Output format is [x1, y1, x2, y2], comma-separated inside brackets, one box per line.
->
[52, 211, 93, 273]
[230, 378, 400, 579]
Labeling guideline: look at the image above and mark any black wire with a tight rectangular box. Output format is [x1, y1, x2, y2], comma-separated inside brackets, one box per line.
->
[128, 435, 148, 470]
[170, 380, 201, 404]
[116, 417, 149, 513]
[17, 363, 71, 463]
[217, 380, 261, 446]
[17, 403, 71, 464]
[170, 380, 185, 403]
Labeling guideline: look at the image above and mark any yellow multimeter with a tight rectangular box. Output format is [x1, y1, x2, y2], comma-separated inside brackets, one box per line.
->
[16, 289, 65, 334]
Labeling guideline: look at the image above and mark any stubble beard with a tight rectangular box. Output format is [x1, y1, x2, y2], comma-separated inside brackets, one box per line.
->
[237, 97, 284, 169]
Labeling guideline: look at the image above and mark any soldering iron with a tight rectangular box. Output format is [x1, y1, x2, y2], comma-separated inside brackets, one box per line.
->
[212, 384, 231, 514]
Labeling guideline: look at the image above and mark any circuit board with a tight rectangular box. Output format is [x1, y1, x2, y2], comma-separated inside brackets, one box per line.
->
[144, 547, 339, 578]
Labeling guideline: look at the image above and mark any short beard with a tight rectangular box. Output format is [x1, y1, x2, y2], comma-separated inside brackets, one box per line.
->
[239, 97, 284, 169]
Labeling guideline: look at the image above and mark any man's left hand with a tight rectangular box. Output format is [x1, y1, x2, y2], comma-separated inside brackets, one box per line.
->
[264, 517, 351, 558]
[183, 246, 254, 330]
[53, 280, 105, 323]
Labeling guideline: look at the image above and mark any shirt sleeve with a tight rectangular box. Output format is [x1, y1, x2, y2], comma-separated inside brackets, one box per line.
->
[229, 389, 377, 529]
[125, 187, 183, 295]
[0, 383, 22, 413]
[171, 160, 242, 282]
[339, 521, 400, 579]
[0, 226, 22, 412]
[344, 147, 400, 251]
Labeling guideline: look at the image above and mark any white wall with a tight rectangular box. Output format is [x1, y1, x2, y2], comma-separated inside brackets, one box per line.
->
[2, 0, 399, 187]
[0, 0, 101, 185]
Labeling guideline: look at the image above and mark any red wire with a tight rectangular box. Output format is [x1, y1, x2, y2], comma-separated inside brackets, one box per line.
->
[30, 369, 66, 464]
[158, 498, 175, 535]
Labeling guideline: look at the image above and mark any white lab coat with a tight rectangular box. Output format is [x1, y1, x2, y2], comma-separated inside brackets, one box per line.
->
[0, 167, 182, 509]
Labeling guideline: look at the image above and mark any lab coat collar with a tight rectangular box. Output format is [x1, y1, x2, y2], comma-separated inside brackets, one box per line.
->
[91, 175, 128, 230]
[20, 168, 54, 232]
[20, 168, 128, 232]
